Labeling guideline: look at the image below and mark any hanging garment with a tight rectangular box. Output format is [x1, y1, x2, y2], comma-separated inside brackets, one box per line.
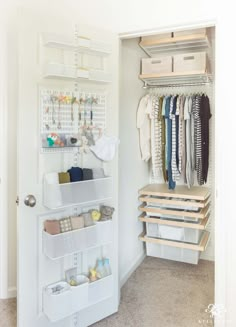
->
[161, 97, 167, 182]
[192, 94, 204, 185]
[200, 95, 212, 183]
[184, 96, 194, 188]
[148, 96, 162, 178]
[178, 95, 185, 178]
[170, 95, 180, 182]
[166, 96, 176, 189]
[137, 95, 151, 161]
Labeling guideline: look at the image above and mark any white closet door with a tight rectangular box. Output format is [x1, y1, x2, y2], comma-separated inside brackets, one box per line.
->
[17, 9, 119, 327]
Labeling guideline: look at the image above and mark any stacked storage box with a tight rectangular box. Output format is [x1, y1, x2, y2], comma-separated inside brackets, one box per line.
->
[138, 184, 210, 264]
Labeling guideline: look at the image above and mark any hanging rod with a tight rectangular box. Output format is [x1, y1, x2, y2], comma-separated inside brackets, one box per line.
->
[143, 81, 212, 89]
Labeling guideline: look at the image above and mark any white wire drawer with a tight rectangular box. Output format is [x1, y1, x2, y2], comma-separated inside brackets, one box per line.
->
[43, 177, 112, 209]
[43, 221, 113, 259]
[139, 231, 210, 265]
[146, 223, 202, 244]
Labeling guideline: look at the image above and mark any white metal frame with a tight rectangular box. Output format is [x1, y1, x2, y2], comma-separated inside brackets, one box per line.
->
[119, 19, 225, 327]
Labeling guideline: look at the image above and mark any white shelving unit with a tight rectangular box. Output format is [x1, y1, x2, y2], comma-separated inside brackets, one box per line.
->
[139, 33, 209, 56]
[138, 184, 211, 264]
[40, 32, 112, 83]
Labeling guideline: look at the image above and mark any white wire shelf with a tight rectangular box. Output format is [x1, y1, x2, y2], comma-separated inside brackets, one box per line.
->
[139, 71, 212, 88]
[139, 33, 210, 57]
[42, 33, 111, 57]
[43, 63, 111, 83]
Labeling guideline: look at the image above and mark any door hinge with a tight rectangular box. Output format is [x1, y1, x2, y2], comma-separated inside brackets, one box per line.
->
[16, 196, 19, 206]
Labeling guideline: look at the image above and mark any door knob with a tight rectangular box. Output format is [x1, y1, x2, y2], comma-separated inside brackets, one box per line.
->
[24, 195, 36, 207]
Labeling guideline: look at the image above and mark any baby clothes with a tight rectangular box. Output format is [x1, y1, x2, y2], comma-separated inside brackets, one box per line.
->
[71, 216, 85, 230]
[82, 168, 93, 180]
[90, 135, 120, 161]
[58, 172, 70, 184]
[67, 167, 83, 182]
[137, 95, 151, 162]
[59, 217, 72, 233]
[44, 220, 60, 235]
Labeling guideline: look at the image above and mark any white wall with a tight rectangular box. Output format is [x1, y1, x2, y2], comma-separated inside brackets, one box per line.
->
[119, 38, 148, 285]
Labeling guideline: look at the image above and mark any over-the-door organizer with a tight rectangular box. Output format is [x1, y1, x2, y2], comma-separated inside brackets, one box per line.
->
[40, 31, 116, 324]
[41, 32, 111, 83]
[138, 184, 210, 264]
[40, 88, 107, 152]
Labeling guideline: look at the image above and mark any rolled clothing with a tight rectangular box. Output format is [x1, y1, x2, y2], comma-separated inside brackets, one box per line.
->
[71, 216, 85, 230]
[58, 172, 70, 184]
[82, 168, 93, 180]
[67, 167, 83, 182]
[44, 220, 60, 235]
[92, 167, 105, 179]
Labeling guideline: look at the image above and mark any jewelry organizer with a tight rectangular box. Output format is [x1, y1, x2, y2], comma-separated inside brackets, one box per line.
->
[40, 88, 107, 152]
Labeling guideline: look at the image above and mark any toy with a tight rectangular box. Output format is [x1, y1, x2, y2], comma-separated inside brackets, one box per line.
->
[89, 268, 98, 282]
[89, 209, 101, 221]
[100, 205, 115, 221]
[47, 133, 65, 147]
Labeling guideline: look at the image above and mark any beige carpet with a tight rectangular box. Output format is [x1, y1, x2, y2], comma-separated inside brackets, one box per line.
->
[92, 257, 214, 327]
[0, 298, 17, 327]
[0, 258, 214, 327]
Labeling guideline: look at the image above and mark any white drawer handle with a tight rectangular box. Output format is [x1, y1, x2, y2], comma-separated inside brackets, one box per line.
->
[151, 60, 162, 64]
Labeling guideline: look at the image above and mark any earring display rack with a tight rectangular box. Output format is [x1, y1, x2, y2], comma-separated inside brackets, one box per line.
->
[39, 88, 107, 153]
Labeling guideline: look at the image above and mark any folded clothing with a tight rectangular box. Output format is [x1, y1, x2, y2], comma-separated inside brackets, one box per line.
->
[71, 215, 85, 230]
[67, 166, 83, 182]
[44, 220, 61, 235]
[92, 168, 105, 179]
[83, 168, 93, 180]
[59, 217, 72, 233]
[44, 172, 59, 184]
[82, 212, 94, 227]
[58, 172, 70, 184]
[100, 205, 115, 221]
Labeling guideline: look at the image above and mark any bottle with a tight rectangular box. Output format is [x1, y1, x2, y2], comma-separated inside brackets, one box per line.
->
[103, 258, 112, 276]
[96, 259, 105, 279]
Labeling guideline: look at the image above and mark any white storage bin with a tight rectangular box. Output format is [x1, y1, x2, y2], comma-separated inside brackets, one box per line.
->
[146, 243, 200, 264]
[43, 221, 113, 259]
[89, 70, 111, 83]
[96, 221, 113, 244]
[88, 275, 113, 305]
[77, 68, 89, 79]
[141, 33, 172, 42]
[43, 225, 97, 259]
[174, 28, 206, 37]
[43, 281, 73, 322]
[146, 223, 202, 244]
[71, 275, 89, 312]
[43, 176, 112, 209]
[141, 57, 172, 75]
[44, 62, 77, 78]
[173, 52, 207, 73]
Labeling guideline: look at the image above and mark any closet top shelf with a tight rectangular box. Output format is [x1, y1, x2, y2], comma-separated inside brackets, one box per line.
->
[139, 184, 210, 201]
[139, 71, 212, 87]
[41, 33, 111, 56]
[139, 33, 209, 57]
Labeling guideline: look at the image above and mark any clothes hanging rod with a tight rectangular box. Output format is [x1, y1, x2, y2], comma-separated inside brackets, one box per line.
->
[143, 81, 212, 89]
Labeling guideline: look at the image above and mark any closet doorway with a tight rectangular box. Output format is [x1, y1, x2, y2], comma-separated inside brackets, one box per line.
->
[118, 24, 216, 327]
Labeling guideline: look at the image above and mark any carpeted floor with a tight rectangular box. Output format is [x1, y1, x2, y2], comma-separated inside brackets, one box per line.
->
[92, 257, 214, 327]
[0, 298, 17, 327]
[0, 257, 214, 327]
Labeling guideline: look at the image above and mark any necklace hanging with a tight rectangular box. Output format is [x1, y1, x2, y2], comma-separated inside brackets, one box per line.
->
[50, 95, 56, 125]
[71, 95, 76, 125]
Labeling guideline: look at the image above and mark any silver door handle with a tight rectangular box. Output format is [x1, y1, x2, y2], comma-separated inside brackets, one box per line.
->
[24, 195, 36, 207]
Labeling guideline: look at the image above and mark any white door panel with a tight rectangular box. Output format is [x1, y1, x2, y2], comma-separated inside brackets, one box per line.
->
[18, 9, 119, 327]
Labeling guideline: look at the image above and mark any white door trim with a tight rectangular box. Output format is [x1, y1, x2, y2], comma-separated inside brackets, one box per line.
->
[0, 17, 9, 299]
